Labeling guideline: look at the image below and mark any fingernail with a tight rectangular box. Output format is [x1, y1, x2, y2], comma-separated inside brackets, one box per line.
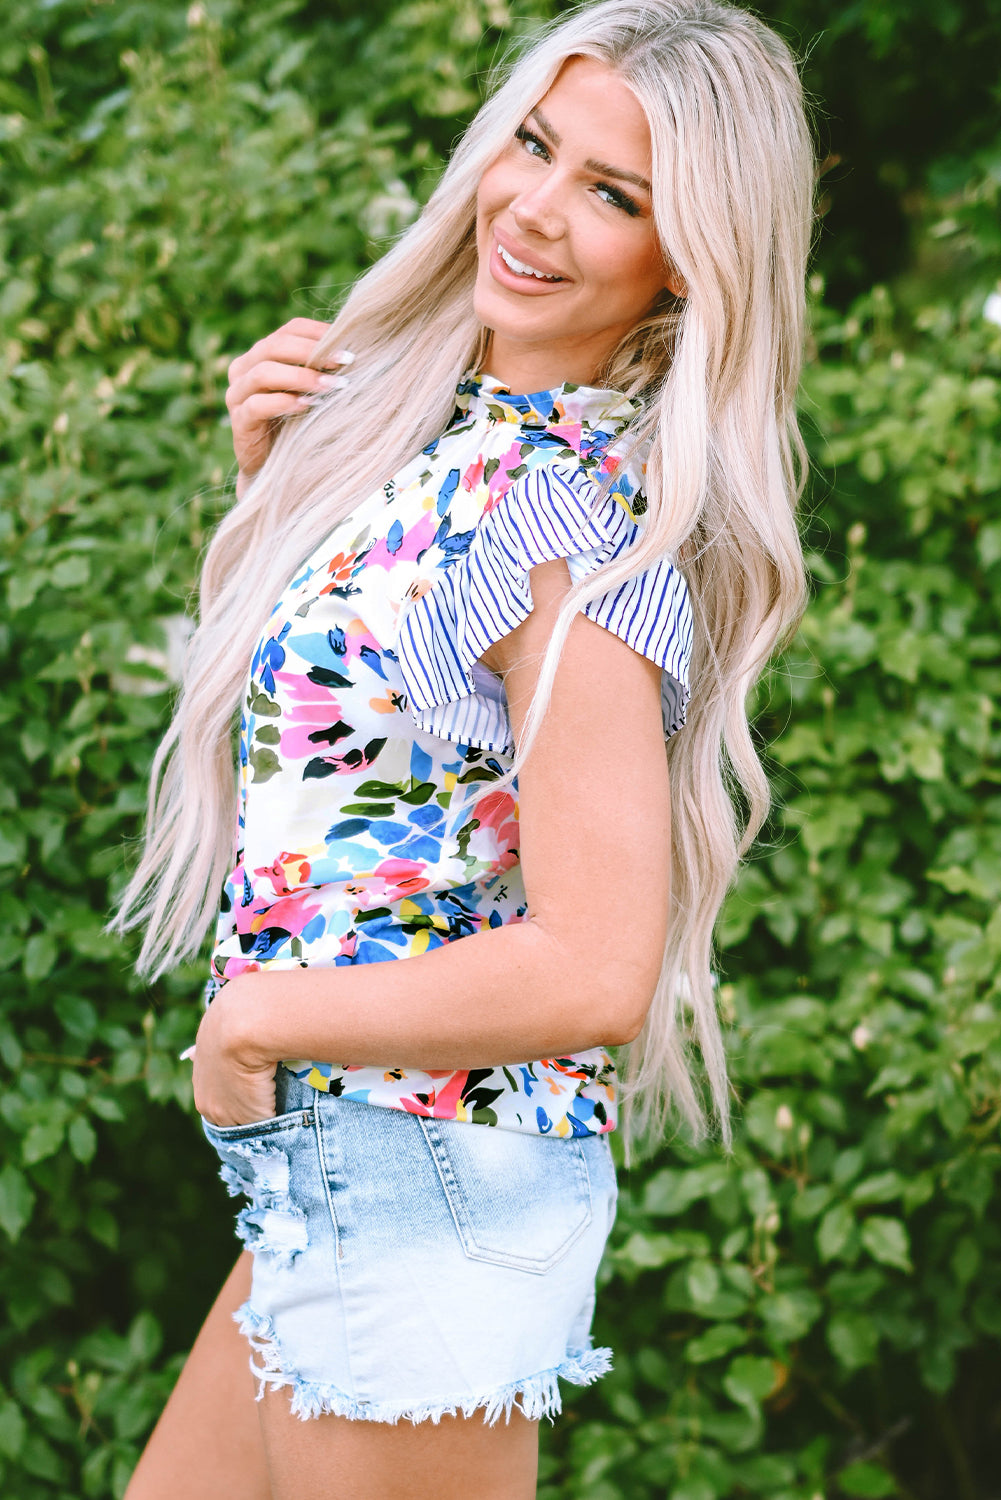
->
[317, 374, 350, 391]
[179, 1045, 197, 1062]
[331, 349, 355, 365]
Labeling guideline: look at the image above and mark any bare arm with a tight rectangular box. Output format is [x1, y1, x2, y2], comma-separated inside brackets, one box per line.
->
[193, 559, 671, 1126]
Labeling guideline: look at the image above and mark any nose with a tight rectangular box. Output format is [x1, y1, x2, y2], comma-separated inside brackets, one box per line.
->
[510, 173, 566, 241]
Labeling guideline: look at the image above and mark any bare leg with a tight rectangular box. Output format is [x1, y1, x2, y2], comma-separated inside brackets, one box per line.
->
[258, 1392, 539, 1500]
[124, 1251, 271, 1500]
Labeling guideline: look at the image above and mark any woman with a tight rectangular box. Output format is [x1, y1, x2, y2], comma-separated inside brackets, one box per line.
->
[118, 1, 813, 1495]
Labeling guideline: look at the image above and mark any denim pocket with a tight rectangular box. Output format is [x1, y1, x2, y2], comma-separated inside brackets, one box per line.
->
[418, 1119, 593, 1274]
[202, 1108, 313, 1269]
[200, 1107, 311, 1143]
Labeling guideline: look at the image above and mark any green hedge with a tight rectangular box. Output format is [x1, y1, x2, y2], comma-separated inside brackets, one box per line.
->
[1, 2, 999, 1496]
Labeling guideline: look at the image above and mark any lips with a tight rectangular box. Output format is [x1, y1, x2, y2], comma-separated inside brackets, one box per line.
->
[488, 231, 569, 295]
[496, 241, 564, 281]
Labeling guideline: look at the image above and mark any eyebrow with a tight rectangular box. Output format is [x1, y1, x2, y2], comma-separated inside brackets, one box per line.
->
[528, 107, 653, 195]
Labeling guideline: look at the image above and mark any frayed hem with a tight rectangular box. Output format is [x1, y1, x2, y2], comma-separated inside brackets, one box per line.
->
[234, 1301, 612, 1426]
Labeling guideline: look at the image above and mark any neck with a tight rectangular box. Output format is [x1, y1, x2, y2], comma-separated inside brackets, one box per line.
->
[482, 331, 615, 392]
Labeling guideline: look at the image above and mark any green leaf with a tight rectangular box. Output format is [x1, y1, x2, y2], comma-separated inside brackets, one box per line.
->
[51, 555, 90, 587]
[23, 932, 57, 983]
[68, 1116, 98, 1164]
[127, 1310, 163, 1364]
[669, 1482, 717, 1500]
[851, 1171, 906, 1205]
[687, 1259, 721, 1306]
[0, 1399, 26, 1460]
[818, 1202, 856, 1262]
[87, 1205, 119, 1250]
[617, 1231, 695, 1269]
[90, 1095, 126, 1123]
[861, 1216, 912, 1272]
[759, 1289, 824, 1343]
[686, 1323, 749, 1364]
[828, 1311, 880, 1370]
[0, 1165, 35, 1242]
[669, 1476, 717, 1500]
[838, 1460, 899, 1497]
[22, 1118, 65, 1165]
[723, 1355, 779, 1409]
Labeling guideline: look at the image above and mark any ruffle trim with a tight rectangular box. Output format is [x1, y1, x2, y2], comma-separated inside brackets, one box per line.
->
[235, 1300, 613, 1426]
[396, 460, 692, 755]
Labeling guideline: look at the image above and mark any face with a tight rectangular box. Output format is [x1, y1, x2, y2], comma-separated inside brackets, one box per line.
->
[474, 56, 679, 392]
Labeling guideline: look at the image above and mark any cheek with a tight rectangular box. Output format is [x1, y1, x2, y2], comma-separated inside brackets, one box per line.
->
[476, 160, 510, 226]
[586, 229, 663, 305]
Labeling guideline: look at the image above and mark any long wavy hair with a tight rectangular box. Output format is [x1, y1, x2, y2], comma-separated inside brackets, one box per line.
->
[115, 0, 814, 1148]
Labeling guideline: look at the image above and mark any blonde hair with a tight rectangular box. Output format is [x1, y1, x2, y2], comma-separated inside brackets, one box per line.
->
[115, 0, 813, 1149]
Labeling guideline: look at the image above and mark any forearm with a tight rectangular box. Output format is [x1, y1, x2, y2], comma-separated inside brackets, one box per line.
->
[220, 915, 649, 1074]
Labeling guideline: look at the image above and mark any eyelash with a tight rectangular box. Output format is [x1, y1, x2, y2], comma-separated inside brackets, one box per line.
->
[513, 126, 642, 218]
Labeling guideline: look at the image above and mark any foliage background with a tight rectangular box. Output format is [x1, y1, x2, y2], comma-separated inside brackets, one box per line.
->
[1, 1, 999, 1496]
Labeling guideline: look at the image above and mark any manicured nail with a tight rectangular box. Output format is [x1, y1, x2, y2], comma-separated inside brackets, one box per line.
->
[330, 349, 354, 365]
[317, 373, 350, 391]
[179, 1045, 197, 1062]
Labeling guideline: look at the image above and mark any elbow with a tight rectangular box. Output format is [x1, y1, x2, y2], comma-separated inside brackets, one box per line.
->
[604, 1006, 650, 1047]
[530, 916, 663, 1051]
[601, 989, 655, 1046]
[577, 955, 661, 1049]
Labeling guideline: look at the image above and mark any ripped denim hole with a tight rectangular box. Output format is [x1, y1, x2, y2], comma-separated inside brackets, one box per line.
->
[216, 1138, 308, 1270]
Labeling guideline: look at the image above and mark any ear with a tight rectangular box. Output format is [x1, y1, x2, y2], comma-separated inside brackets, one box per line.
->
[664, 264, 687, 299]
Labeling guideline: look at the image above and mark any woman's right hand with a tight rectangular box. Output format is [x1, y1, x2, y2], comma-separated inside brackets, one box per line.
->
[225, 317, 353, 492]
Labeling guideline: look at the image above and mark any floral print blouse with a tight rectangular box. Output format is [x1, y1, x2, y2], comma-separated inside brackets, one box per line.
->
[207, 372, 693, 1138]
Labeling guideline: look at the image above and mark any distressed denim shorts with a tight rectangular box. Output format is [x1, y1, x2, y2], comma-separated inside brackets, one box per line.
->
[201, 1064, 618, 1425]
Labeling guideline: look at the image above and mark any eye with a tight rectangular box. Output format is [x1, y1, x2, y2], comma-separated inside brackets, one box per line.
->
[595, 182, 642, 218]
[514, 125, 551, 161]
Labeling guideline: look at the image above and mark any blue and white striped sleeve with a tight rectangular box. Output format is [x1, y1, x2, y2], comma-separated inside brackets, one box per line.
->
[396, 461, 693, 756]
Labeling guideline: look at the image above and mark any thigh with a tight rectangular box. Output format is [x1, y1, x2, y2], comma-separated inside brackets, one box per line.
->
[124, 1251, 270, 1500]
[258, 1393, 539, 1500]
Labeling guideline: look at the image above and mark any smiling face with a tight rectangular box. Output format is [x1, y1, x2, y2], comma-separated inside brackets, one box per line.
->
[474, 56, 677, 393]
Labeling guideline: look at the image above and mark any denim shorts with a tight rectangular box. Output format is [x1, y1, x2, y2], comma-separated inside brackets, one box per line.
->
[201, 1064, 618, 1425]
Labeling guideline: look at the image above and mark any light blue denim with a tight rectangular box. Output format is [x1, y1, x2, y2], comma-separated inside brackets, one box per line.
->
[201, 1064, 618, 1424]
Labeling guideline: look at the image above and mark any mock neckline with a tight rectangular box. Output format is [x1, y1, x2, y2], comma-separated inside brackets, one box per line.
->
[455, 370, 642, 435]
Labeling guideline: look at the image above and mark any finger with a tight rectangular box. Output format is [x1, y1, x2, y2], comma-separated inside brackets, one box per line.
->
[226, 359, 345, 411]
[272, 319, 353, 367]
[228, 336, 352, 388]
[232, 391, 315, 427]
[279, 316, 336, 338]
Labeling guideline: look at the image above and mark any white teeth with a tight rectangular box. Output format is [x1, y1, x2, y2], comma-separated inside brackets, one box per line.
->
[497, 243, 562, 281]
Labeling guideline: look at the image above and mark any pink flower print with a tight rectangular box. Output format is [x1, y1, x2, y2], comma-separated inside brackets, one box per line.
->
[254, 852, 312, 897]
[429, 1070, 474, 1118]
[398, 1070, 470, 1119]
[364, 510, 438, 573]
[345, 858, 432, 906]
[466, 789, 520, 872]
[462, 454, 485, 493]
[218, 955, 261, 979]
[248, 891, 323, 939]
[275, 675, 345, 761]
[341, 617, 383, 663]
[483, 440, 530, 513]
[549, 421, 583, 454]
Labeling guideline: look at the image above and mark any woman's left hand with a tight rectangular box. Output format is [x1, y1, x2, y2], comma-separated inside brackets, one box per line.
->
[190, 981, 279, 1128]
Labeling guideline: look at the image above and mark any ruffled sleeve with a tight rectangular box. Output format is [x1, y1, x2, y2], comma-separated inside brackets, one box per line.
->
[396, 461, 693, 755]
